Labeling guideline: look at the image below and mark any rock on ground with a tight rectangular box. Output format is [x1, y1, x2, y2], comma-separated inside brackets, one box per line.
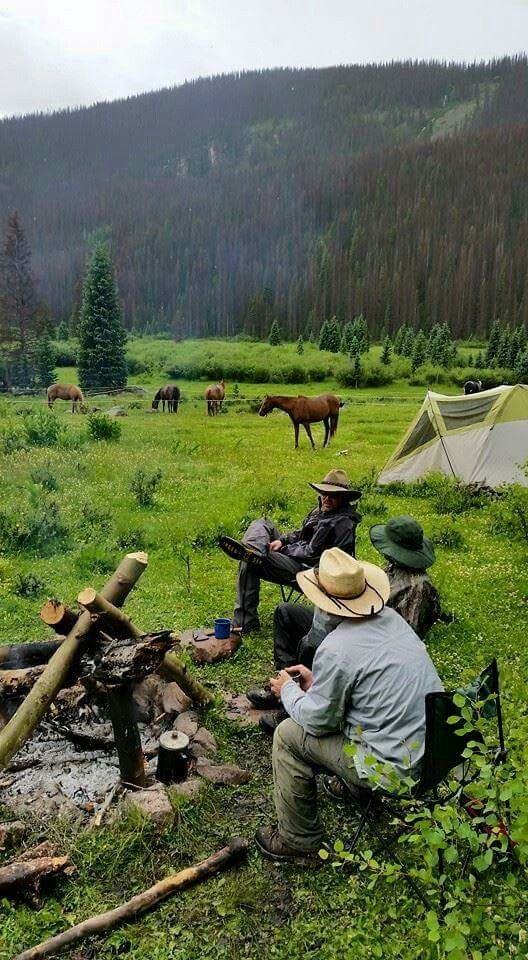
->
[0, 821, 26, 851]
[162, 682, 192, 715]
[189, 727, 218, 757]
[125, 786, 173, 823]
[195, 758, 251, 786]
[170, 778, 202, 799]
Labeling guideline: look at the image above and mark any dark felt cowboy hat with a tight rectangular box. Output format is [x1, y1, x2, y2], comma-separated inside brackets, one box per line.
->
[369, 515, 435, 570]
[309, 469, 362, 501]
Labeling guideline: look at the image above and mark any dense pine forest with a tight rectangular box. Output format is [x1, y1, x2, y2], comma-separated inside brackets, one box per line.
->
[0, 55, 527, 338]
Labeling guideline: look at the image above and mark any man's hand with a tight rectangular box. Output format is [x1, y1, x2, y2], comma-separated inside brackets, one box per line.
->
[269, 670, 294, 697]
[285, 664, 313, 691]
[269, 539, 282, 552]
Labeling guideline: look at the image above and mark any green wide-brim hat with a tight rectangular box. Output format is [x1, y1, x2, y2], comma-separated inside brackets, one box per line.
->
[369, 515, 435, 570]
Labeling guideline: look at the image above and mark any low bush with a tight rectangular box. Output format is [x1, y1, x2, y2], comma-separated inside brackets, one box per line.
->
[450, 366, 513, 388]
[0, 398, 11, 418]
[14, 571, 45, 598]
[130, 467, 162, 507]
[78, 502, 113, 534]
[52, 339, 78, 366]
[115, 525, 149, 551]
[430, 519, 465, 549]
[87, 413, 122, 442]
[126, 356, 148, 376]
[0, 499, 70, 554]
[488, 486, 528, 542]
[408, 362, 452, 386]
[24, 410, 65, 447]
[191, 521, 235, 549]
[0, 425, 26, 454]
[30, 465, 59, 491]
[337, 361, 397, 388]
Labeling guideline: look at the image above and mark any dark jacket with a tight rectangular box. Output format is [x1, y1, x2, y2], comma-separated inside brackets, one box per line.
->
[279, 503, 361, 564]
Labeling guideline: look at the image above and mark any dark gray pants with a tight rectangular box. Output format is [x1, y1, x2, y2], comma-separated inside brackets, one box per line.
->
[233, 519, 303, 630]
[273, 603, 315, 670]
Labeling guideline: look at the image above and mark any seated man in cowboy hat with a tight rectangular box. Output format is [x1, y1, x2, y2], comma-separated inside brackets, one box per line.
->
[255, 547, 443, 863]
[370, 515, 441, 640]
[219, 469, 362, 634]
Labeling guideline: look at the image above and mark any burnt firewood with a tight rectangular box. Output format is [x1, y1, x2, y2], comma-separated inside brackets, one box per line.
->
[0, 640, 63, 671]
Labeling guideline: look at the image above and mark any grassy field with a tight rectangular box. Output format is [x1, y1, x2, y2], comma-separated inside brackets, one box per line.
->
[1, 374, 527, 960]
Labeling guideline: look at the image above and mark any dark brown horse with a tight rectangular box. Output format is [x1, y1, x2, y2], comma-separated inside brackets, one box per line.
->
[205, 379, 225, 416]
[47, 383, 85, 413]
[152, 384, 180, 413]
[259, 393, 344, 448]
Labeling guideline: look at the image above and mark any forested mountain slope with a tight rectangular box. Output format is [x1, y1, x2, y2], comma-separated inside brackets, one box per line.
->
[0, 55, 527, 337]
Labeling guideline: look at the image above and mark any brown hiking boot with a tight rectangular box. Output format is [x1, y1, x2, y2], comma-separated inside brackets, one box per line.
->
[255, 826, 320, 864]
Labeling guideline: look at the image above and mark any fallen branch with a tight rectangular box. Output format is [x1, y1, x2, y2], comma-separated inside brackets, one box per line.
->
[14, 837, 248, 960]
[90, 782, 121, 828]
[0, 553, 148, 771]
[0, 854, 72, 897]
[0, 640, 63, 670]
[162, 651, 214, 706]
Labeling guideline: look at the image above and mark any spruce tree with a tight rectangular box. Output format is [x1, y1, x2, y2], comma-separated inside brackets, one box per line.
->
[381, 336, 392, 365]
[268, 318, 281, 345]
[35, 332, 56, 387]
[475, 351, 484, 369]
[78, 241, 127, 391]
[352, 352, 362, 388]
[326, 316, 342, 353]
[0, 211, 39, 387]
[57, 318, 69, 340]
[485, 320, 502, 366]
[411, 330, 428, 371]
[296, 333, 304, 355]
[496, 329, 512, 368]
[514, 348, 528, 384]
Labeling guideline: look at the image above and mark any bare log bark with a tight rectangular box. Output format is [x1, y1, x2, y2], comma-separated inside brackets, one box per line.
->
[77, 588, 143, 638]
[14, 837, 248, 960]
[0, 553, 148, 771]
[0, 855, 72, 896]
[106, 683, 146, 786]
[0, 640, 63, 670]
[39, 602, 77, 635]
[0, 666, 45, 698]
[162, 651, 214, 705]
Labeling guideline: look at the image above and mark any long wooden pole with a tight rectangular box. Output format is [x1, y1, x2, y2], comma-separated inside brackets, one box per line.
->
[0, 553, 148, 771]
[162, 651, 214, 705]
[13, 838, 248, 960]
[77, 588, 143, 638]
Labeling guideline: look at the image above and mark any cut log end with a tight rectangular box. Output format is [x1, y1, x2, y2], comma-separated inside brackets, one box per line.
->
[39, 601, 77, 634]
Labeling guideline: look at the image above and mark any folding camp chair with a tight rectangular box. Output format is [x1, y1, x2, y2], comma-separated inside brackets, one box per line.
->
[345, 659, 506, 903]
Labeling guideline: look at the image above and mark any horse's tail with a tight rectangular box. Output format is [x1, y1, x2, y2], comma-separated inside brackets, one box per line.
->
[339, 400, 345, 408]
[330, 412, 339, 437]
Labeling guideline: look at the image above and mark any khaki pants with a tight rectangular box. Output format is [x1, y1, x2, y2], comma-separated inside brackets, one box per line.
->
[272, 718, 366, 851]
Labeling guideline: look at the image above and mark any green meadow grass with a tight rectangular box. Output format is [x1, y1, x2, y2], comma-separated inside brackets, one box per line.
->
[0, 377, 527, 960]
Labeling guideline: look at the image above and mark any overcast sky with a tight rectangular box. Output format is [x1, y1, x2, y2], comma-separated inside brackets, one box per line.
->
[1, 0, 527, 118]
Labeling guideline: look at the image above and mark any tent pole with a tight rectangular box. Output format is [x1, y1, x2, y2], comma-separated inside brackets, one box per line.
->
[427, 391, 457, 480]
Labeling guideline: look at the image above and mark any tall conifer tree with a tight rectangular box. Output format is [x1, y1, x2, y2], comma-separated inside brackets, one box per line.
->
[78, 240, 127, 391]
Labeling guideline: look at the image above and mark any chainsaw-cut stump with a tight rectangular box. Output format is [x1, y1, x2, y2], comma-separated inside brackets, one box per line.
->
[178, 627, 242, 664]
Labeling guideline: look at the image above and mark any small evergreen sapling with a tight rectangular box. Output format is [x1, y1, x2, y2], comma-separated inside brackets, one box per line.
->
[268, 319, 281, 345]
[380, 336, 392, 365]
[78, 240, 127, 391]
[296, 333, 304, 355]
[35, 333, 56, 388]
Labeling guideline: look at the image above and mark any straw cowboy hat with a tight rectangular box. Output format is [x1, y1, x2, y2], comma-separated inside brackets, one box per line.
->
[308, 469, 362, 501]
[297, 547, 390, 618]
[370, 515, 435, 571]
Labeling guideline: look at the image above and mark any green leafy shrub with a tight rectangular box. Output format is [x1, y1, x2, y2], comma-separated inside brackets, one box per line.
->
[191, 521, 235, 549]
[430, 520, 464, 549]
[24, 410, 65, 447]
[0, 425, 26, 454]
[115, 525, 149, 551]
[14, 571, 45, 598]
[87, 413, 122, 442]
[0, 398, 11, 418]
[30, 465, 59, 492]
[338, 361, 395, 388]
[130, 467, 162, 507]
[450, 366, 512, 389]
[408, 363, 452, 386]
[488, 486, 528, 542]
[126, 356, 148, 376]
[78, 502, 113, 534]
[0, 499, 70, 554]
[52, 339, 78, 366]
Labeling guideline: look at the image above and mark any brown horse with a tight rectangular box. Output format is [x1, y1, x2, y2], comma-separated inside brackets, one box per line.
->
[259, 393, 344, 449]
[47, 383, 85, 413]
[205, 379, 225, 416]
[152, 384, 180, 413]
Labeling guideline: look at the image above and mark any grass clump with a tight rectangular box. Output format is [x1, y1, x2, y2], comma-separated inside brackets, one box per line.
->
[75, 543, 118, 577]
[488, 486, 528, 542]
[130, 467, 162, 507]
[30, 465, 59, 492]
[13, 571, 45, 598]
[430, 519, 465, 549]
[87, 412, 122, 442]
[0, 498, 69, 554]
[0, 424, 26, 454]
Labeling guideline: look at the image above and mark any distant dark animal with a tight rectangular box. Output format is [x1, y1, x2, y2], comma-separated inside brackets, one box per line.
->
[258, 393, 344, 449]
[47, 383, 85, 413]
[205, 379, 225, 416]
[464, 380, 483, 395]
[152, 384, 180, 413]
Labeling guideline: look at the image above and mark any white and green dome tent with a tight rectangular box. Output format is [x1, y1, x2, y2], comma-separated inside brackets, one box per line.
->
[378, 385, 528, 488]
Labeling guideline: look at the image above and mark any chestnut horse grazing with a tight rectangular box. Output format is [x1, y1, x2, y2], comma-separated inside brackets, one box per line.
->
[152, 384, 180, 413]
[47, 383, 85, 413]
[205, 379, 225, 416]
[259, 393, 344, 449]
